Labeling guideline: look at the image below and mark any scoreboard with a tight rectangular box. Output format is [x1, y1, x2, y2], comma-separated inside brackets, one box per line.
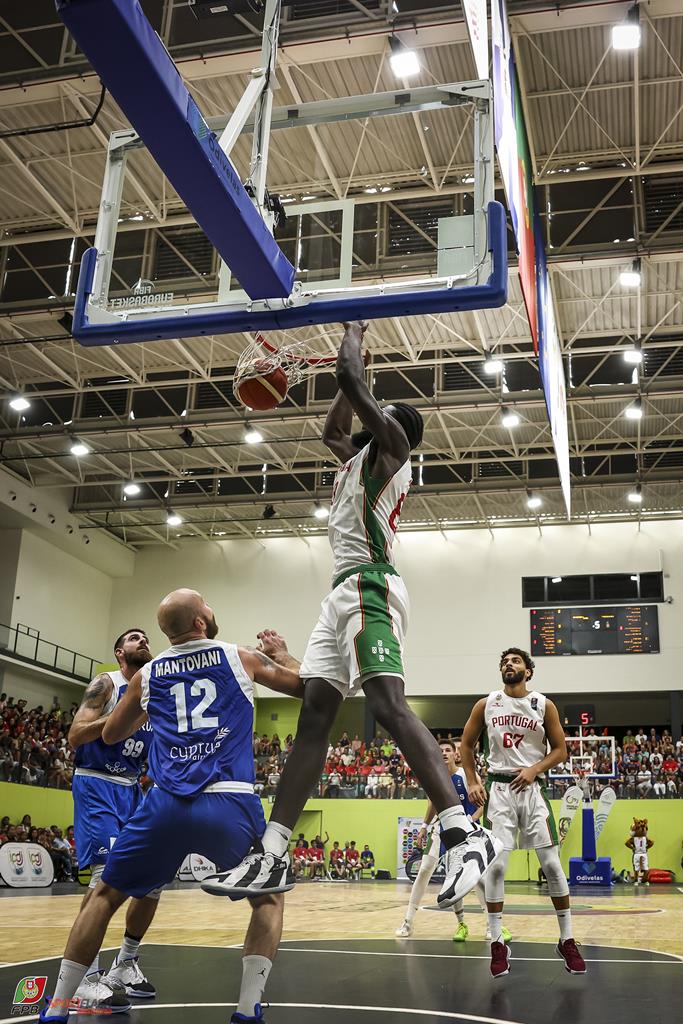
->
[531, 605, 660, 656]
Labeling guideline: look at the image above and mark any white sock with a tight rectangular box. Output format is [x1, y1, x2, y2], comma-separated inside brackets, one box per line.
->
[236, 955, 272, 1016]
[488, 911, 503, 945]
[556, 908, 572, 942]
[261, 822, 292, 858]
[117, 933, 141, 963]
[46, 959, 88, 1019]
[405, 854, 437, 923]
[455, 904, 465, 924]
[438, 805, 474, 837]
[85, 953, 99, 978]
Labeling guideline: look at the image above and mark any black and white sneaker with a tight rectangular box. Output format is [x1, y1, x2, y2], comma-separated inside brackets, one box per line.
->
[71, 972, 132, 1014]
[105, 956, 156, 998]
[202, 850, 295, 898]
[437, 826, 503, 908]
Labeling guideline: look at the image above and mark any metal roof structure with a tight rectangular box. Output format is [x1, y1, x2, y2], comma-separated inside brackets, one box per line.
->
[1, 0, 683, 548]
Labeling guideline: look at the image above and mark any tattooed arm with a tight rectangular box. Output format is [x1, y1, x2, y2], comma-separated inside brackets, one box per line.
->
[68, 673, 114, 750]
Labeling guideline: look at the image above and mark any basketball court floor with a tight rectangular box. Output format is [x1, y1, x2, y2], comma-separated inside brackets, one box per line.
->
[1, 880, 681, 1023]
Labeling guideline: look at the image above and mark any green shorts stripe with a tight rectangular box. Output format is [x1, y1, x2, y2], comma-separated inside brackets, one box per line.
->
[482, 776, 492, 830]
[353, 571, 404, 680]
[540, 784, 559, 846]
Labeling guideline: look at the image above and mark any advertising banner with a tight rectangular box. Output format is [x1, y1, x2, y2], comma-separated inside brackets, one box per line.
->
[0, 843, 55, 888]
[396, 816, 426, 880]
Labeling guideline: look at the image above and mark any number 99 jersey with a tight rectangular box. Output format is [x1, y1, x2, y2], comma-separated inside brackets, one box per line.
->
[484, 690, 547, 773]
[74, 670, 151, 779]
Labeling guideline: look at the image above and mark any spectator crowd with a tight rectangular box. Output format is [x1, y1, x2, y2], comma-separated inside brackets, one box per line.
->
[1, 693, 77, 789]
[0, 813, 78, 881]
[2, 689, 683, 800]
[288, 831, 376, 882]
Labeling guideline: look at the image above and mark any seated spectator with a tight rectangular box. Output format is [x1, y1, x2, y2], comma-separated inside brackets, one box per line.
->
[636, 768, 653, 797]
[351, 734, 362, 755]
[295, 832, 309, 849]
[329, 841, 346, 879]
[345, 840, 361, 879]
[379, 767, 395, 799]
[360, 844, 375, 877]
[326, 769, 342, 799]
[291, 843, 309, 880]
[307, 845, 325, 880]
[365, 768, 380, 799]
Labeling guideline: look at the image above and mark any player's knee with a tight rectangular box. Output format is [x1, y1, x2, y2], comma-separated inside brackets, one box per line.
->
[298, 682, 339, 735]
[92, 881, 127, 912]
[364, 679, 410, 728]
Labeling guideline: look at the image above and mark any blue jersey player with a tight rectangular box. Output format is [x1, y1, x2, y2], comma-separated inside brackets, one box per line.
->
[396, 740, 512, 943]
[40, 589, 303, 1024]
[67, 627, 158, 1010]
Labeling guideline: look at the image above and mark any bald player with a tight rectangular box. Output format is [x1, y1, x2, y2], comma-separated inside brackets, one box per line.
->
[40, 590, 304, 1024]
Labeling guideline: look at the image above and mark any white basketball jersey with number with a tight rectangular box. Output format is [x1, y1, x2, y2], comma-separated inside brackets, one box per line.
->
[329, 442, 412, 579]
[632, 835, 648, 855]
[485, 690, 548, 773]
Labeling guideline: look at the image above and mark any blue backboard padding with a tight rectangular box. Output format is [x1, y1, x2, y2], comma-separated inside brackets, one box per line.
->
[56, 0, 295, 301]
[72, 202, 508, 346]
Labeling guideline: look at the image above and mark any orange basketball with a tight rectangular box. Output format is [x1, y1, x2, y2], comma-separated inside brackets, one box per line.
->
[235, 360, 288, 410]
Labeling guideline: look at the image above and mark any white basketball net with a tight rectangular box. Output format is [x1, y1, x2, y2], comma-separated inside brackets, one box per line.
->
[233, 331, 337, 399]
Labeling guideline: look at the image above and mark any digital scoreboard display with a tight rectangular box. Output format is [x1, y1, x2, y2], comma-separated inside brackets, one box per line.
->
[531, 605, 660, 656]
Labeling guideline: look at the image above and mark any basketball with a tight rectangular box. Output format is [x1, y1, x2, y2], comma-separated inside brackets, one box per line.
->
[235, 360, 288, 410]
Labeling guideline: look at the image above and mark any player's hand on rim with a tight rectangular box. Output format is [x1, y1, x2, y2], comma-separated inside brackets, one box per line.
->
[510, 766, 538, 791]
[341, 320, 368, 341]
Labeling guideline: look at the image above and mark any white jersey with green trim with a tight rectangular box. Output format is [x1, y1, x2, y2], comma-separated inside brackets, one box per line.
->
[485, 690, 548, 773]
[329, 443, 412, 579]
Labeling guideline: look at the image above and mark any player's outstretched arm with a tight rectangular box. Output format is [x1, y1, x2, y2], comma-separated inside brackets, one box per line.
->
[68, 672, 114, 750]
[102, 672, 148, 743]
[239, 647, 305, 699]
[461, 699, 487, 806]
[322, 388, 357, 463]
[336, 321, 409, 464]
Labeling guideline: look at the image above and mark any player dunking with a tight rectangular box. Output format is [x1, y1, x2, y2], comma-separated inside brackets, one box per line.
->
[396, 740, 511, 943]
[68, 629, 157, 1010]
[39, 590, 303, 1024]
[209, 321, 501, 905]
[461, 648, 587, 978]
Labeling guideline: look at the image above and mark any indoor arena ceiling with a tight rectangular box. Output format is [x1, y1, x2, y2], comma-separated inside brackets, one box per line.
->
[1, 0, 683, 547]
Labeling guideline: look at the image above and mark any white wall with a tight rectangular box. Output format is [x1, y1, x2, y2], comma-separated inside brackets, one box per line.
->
[12, 530, 113, 663]
[109, 520, 683, 697]
[0, 659, 85, 709]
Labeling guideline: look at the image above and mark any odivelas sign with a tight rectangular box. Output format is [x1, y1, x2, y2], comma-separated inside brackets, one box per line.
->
[0, 843, 55, 888]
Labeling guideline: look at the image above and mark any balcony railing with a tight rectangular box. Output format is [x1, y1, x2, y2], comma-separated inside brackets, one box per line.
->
[0, 622, 98, 683]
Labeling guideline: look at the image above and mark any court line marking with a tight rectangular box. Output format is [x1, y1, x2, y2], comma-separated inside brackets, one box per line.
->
[277, 938, 683, 961]
[276, 946, 683, 965]
[0, 1005, 530, 1024]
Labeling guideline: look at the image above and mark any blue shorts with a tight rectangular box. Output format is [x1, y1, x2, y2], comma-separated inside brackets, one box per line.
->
[73, 774, 141, 869]
[102, 787, 266, 899]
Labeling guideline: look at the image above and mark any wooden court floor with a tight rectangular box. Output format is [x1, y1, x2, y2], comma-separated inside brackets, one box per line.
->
[1, 877, 681, 961]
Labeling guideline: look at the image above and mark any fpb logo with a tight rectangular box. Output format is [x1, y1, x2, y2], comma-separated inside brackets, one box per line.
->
[12, 976, 47, 1013]
[29, 850, 43, 874]
[9, 850, 24, 874]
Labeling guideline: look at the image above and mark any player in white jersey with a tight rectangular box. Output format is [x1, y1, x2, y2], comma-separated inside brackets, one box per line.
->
[461, 648, 586, 978]
[212, 321, 502, 904]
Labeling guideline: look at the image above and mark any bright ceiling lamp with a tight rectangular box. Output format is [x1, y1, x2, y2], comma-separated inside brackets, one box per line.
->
[10, 396, 31, 411]
[623, 340, 643, 364]
[313, 502, 329, 520]
[526, 491, 543, 510]
[501, 407, 520, 428]
[627, 484, 643, 504]
[483, 358, 504, 374]
[70, 440, 90, 457]
[619, 258, 641, 287]
[625, 399, 643, 420]
[166, 511, 183, 526]
[244, 425, 264, 444]
[612, 5, 641, 51]
[389, 36, 420, 78]
[123, 482, 141, 496]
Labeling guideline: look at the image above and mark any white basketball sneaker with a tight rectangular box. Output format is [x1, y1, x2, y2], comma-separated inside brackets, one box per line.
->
[395, 919, 413, 937]
[73, 972, 131, 1014]
[202, 849, 295, 898]
[105, 956, 156, 998]
[437, 827, 503, 908]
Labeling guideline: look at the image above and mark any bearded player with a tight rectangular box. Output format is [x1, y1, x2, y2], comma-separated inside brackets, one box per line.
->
[209, 321, 501, 906]
[68, 629, 157, 1011]
[461, 648, 586, 978]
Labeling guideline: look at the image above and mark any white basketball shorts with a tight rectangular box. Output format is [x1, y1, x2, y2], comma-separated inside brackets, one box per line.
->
[484, 775, 559, 851]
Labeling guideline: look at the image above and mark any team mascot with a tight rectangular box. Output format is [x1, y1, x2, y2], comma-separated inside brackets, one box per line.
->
[625, 818, 653, 885]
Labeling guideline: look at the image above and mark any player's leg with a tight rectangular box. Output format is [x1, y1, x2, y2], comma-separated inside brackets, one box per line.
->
[397, 832, 440, 936]
[39, 883, 131, 1023]
[233, 893, 284, 1023]
[105, 893, 160, 997]
[529, 784, 586, 974]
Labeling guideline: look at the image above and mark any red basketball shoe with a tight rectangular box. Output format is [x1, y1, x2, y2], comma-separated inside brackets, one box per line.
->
[557, 939, 587, 974]
[490, 941, 511, 978]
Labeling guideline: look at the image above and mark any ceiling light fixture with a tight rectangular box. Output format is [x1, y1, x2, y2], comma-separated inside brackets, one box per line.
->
[123, 482, 141, 496]
[625, 399, 643, 420]
[551, 577, 563, 583]
[612, 4, 641, 51]
[388, 36, 420, 78]
[483, 358, 504, 374]
[313, 502, 330, 520]
[619, 257, 641, 287]
[10, 396, 31, 411]
[70, 441, 90, 457]
[244, 425, 264, 444]
[501, 408, 520, 428]
[166, 512, 183, 526]
[623, 340, 643, 364]
[627, 484, 643, 504]
[526, 491, 543, 510]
